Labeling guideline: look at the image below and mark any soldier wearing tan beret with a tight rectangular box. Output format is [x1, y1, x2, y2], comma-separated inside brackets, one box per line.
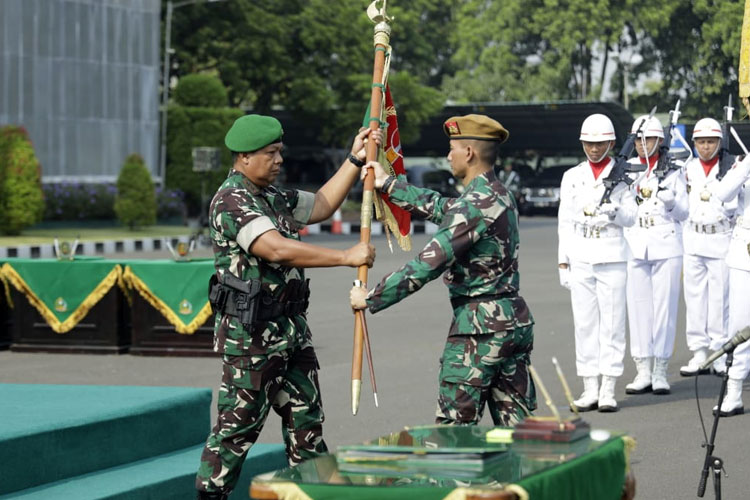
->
[351, 114, 537, 427]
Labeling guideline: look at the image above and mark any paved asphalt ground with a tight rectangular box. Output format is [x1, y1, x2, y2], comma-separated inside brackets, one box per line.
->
[1, 215, 748, 499]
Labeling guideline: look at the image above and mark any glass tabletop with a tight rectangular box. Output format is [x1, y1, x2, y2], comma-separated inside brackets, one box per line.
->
[255, 425, 624, 490]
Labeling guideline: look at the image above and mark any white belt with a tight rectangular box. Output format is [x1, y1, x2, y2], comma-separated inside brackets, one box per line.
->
[736, 216, 750, 229]
[573, 223, 621, 239]
[687, 219, 733, 234]
[637, 215, 671, 228]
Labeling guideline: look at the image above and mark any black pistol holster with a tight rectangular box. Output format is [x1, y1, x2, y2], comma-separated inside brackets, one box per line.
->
[208, 273, 262, 332]
[208, 273, 310, 333]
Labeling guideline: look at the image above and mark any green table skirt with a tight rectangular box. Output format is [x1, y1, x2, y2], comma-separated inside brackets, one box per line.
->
[122, 259, 214, 334]
[0, 258, 215, 335]
[1, 260, 120, 333]
[253, 436, 633, 500]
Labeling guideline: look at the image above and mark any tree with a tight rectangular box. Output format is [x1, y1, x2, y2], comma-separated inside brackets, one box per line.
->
[165, 0, 449, 147]
[443, 0, 685, 104]
[114, 154, 157, 229]
[649, 0, 746, 119]
[173, 73, 228, 107]
[0, 126, 44, 235]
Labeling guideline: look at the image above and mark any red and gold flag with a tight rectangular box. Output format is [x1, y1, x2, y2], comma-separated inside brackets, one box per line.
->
[381, 85, 411, 243]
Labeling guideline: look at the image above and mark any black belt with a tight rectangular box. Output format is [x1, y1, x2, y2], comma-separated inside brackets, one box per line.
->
[222, 290, 308, 321]
[258, 294, 308, 320]
[450, 292, 517, 309]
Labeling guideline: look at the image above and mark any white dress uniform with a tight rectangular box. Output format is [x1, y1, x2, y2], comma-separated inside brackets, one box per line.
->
[624, 158, 688, 361]
[711, 157, 750, 414]
[558, 158, 638, 381]
[682, 157, 737, 366]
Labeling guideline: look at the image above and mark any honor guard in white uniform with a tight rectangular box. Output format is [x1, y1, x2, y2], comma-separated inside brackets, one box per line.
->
[679, 118, 738, 376]
[708, 153, 750, 416]
[558, 114, 638, 412]
[623, 115, 688, 396]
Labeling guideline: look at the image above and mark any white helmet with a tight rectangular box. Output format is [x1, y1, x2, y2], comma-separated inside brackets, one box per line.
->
[580, 114, 616, 142]
[692, 118, 722, 139]
[631, 115, 664, 139]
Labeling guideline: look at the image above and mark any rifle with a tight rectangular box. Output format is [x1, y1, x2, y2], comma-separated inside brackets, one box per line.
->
[599, 107, 653, 205]
[653, 100, 682, 184]
[717, 95, 737, 181]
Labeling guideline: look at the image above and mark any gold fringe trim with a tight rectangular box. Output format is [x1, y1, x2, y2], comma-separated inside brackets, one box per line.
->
[741, 0, 750, 115]
[259, 482, 313, 500]
[374, 138, 412, 251]
[122, 266, 212, 335]
[376, 198, 412, 251]
[622, 435, 637, 475]
[506, 484, 530, 500]
[442, 484, 528, 500]
[1, 263, 120, 334]
[116, 271, 134, 307]
[0, 265, 14, 308]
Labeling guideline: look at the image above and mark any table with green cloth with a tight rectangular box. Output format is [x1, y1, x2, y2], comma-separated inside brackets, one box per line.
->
[0, 258, 216, 352]
[121, 258, 214, 335]
[250, 425, 635, 500]
[1, 257, 120, 333]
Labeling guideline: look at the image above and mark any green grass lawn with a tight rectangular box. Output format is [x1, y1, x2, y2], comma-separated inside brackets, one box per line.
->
[0, 225, 194, 246]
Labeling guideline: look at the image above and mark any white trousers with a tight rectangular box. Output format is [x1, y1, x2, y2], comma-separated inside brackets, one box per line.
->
[728, 268, 750, 381]
[683, 253, 729, 352]
[626, 256, 682, 359]
[569, 261, 627, 378]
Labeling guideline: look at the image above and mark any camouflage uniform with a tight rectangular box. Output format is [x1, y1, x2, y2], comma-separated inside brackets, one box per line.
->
[367, 169, 536, 426]
[196, 170, 327, 495]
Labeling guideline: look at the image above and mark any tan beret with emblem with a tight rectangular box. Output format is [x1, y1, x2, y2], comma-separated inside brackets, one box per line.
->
[443, 114, 509, 143]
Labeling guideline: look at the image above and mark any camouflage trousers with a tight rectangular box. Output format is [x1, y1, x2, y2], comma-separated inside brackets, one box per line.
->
[435, 324, 536, 426]
[195, 343, 328, 494]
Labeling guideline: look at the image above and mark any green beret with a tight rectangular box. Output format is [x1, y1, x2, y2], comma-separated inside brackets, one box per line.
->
[224, 114, 283, 152]
[443, 114, 509, 143]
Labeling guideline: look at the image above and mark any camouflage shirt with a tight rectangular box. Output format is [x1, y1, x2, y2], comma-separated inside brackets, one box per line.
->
[366, 169, 533, 335]
[209, 169, 316, 355]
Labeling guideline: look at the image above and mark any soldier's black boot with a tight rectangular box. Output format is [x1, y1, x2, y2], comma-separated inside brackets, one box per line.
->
[196, 491, 228, 500]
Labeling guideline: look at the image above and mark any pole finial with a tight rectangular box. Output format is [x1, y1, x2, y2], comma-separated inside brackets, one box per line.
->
[367, 0, 391, 24]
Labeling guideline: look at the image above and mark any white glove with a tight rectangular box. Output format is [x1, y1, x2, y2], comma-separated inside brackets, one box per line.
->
[656, 188, 676, 210]
[558, 267, 571, 290]
[598, 202, 618, 219]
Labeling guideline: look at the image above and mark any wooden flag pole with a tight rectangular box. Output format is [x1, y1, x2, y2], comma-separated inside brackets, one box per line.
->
[352, 0, 391, 416]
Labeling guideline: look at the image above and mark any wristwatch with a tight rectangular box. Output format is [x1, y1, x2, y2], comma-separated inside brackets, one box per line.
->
[347, 153, 365, 168]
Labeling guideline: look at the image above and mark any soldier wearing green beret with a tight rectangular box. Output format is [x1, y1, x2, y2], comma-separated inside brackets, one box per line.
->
[196, 114, 379, 500]
[350, 114, 537, 427]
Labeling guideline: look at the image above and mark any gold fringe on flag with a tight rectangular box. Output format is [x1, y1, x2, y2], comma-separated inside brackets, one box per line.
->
[122, 266, 213, 335]
[740, 0, 750, 116]
[374, 144, 412, 252]
[1, 263, 121, 334]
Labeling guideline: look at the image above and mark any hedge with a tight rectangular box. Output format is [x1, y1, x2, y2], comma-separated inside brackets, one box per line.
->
[0, 126, 44, 235]
[114, 154, 157, 229]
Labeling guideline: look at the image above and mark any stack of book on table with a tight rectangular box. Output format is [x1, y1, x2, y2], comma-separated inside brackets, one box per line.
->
[336, 425, 511, 479]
